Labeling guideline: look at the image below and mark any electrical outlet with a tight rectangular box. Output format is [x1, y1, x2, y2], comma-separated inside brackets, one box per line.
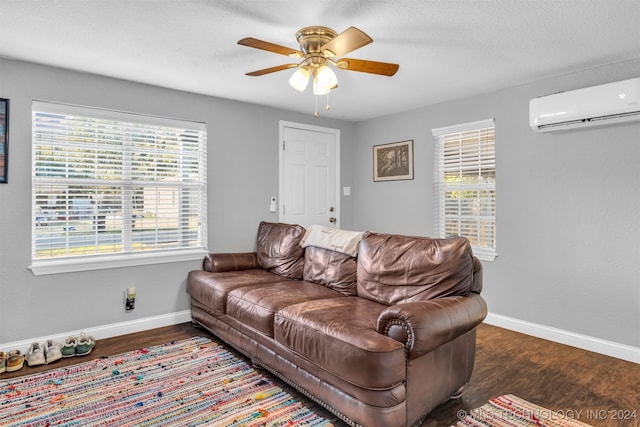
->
[125, 287, 136, 310]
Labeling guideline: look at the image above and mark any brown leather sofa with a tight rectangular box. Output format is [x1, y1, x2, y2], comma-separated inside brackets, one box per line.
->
[187, 221, 487, 427]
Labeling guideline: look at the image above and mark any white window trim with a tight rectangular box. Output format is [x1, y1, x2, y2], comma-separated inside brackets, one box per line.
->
[29, 248, 208, 276]
[30, 100, 208, 274]
[433, 118, 497, 262]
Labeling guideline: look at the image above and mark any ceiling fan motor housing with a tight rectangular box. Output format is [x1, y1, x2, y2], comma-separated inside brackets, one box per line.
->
[296, 26, 338, 55]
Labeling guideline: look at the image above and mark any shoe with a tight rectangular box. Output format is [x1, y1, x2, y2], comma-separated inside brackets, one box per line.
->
[25, 342, 46, 366]
[0, 351, 5, 373]
[75, 333, 96, 356]
[6, 350, 25, 372]
[61, 336, 77, 358]
[44, 340, 63, 364]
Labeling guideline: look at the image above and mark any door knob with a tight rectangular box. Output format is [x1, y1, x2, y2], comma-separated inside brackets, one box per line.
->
[329, 217, 336, 223]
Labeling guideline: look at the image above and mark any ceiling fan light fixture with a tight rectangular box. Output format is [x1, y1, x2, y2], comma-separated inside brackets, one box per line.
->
[313, 64, 338, 95]
[316, 64, 338, 90]
[312, 77, 331, 96]
[289, 67, 310, 91]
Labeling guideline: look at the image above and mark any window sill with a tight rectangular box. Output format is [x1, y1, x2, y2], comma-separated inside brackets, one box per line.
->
[29, 248, 208, 276]
[472, 248, 497, 262]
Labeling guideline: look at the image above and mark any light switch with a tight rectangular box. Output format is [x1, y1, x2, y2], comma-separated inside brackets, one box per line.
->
[269, 196, 277, 212]
[343, 186, 351, 196]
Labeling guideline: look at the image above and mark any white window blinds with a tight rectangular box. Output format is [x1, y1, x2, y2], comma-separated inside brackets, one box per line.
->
[433, 119, 496, 261]
[31, 101, 207, 271]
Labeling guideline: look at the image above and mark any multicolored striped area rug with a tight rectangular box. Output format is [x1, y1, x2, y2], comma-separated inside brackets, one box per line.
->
[1, 337, 333, 426]
[453, 394, 593, 427]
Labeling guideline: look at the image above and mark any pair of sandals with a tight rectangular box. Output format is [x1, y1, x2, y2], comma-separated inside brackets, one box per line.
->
[1, 350, 26, 373]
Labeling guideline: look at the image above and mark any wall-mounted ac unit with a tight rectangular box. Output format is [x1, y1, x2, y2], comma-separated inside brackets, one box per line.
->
[529, 77, 640, 133]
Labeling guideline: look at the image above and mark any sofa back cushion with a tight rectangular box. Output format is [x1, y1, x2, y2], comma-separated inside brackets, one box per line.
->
[256, 221, 305, 279]
[357, 232, 474, 305]
[303, 246, 357, 296]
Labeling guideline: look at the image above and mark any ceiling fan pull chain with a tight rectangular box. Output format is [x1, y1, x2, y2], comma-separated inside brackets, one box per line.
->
[314, 95, 319, 118]
[326, 93, 330, 111]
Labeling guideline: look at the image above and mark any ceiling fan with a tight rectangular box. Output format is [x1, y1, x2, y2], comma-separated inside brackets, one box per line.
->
[238, 26, 399, 116]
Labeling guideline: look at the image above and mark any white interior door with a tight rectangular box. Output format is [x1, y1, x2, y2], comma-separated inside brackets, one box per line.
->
[279, 121, 340, 228]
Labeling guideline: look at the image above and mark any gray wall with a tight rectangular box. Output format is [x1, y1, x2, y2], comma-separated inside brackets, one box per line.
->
[1, 56, 638, 351]
[352, 58, 640, 348]
[0, 58, 354, 343]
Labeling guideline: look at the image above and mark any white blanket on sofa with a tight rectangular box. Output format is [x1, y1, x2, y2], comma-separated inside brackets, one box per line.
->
[300, 225, 363, 257]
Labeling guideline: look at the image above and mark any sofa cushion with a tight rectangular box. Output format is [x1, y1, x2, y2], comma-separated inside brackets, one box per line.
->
[187, 269, 282, 314]
[303, 246, 357, 296]
[357, 232, 475, 305]
[275, 297, 406, 389]
[256, 221, 306, 279]
[226, 281, 343, 337]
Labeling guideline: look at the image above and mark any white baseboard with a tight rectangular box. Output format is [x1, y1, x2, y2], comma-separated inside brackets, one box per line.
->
[484, 313, 640, 364]
[1, 310, 192, 355]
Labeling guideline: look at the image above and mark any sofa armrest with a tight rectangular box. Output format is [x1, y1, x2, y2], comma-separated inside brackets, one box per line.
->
[377, 293, 487, 359]
[203, 252, 259, 272]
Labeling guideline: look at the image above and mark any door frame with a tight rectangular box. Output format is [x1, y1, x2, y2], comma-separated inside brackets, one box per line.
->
[278, 120, 341, 228]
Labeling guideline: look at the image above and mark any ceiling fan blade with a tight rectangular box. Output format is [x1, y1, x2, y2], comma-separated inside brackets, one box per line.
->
[336, 58, 399, 76]
[238, 37, 303, 57]
[321, 26, 373, 58]
[245, 63, 299, 76]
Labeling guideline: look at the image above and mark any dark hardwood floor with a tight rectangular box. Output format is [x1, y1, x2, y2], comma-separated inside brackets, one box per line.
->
[2, 323, 638, 427]
[424, 325, 639, 427]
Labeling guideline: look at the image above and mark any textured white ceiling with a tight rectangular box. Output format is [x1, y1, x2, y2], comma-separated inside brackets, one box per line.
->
[1, 0, 639, 121]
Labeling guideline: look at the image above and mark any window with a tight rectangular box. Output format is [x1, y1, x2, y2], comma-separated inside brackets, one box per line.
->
[31, 101, 207, 275]
[432, 119, 496, 261]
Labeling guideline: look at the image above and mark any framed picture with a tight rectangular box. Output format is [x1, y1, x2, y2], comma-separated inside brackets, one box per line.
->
[0, 98, 8, 183]
[373, 139, 413, 182]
